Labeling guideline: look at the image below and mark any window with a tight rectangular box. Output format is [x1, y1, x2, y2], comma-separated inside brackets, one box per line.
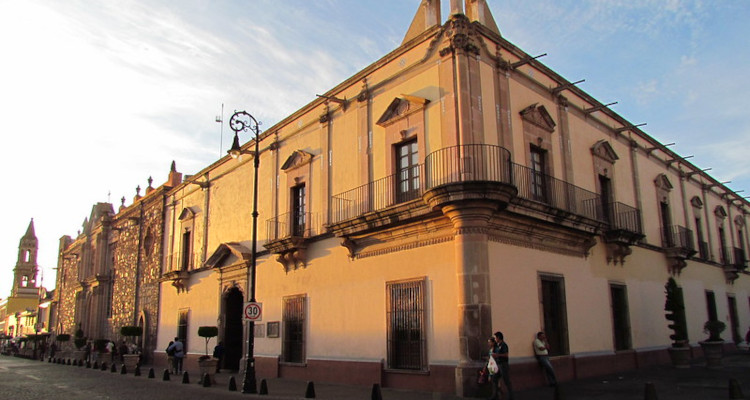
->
[705, 291, 717, 322]
[610, 284, 631, 351]
[660, 201, 674, 247]
[530, 145, 548, 202]
[728, 295, 740, 342]
[599, 175, 613, 223]
[719, 226, 729, 264]
[386, 278, 426, 370]
[291, 184, 306, 237]
[695, 218, 708, 259]
[540, 275, 568, 356]
[178, 310, 189, 352]
[282, 295, 306, 363]
[181, 229, 192, 270]
[395, 139, 420, 203]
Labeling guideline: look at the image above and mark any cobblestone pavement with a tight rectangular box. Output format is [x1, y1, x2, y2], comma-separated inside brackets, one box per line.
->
[2, 352, 749, 399]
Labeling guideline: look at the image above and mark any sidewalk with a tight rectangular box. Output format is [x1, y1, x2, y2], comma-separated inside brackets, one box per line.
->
[150, 352, 750, 399]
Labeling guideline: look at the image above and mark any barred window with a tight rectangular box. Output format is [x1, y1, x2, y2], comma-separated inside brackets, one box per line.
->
[178, 309, 189, 352]
[386, 278, 427, 370]
[282, 295, 306, 363]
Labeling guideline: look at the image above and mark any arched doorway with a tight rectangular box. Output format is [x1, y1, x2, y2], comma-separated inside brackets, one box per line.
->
[223, 287, 244, 371]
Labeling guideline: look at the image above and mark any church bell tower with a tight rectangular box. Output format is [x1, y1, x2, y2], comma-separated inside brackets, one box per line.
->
[12, 219, 39, 297]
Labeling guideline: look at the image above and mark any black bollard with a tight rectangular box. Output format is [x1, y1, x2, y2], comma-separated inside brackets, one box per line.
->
[101, 362, 107, 371]
[86, 361, 91, 368]
[134, 365, 141, 376]
[371, 383, 383, 400]
[182, 371, 190, 384]
[72, 359, 77, 366]
[110, 363, 117, 373]
[78, 360, 83, 368]
[202, 373, 212, 387]
[228, 376, 237, 392]
[67, 359, 71, 365]
[644, 382, 658, 400]
[729, 378, 745, 399]
[162, 369, 171, 381]
[554, 383, 564, 400]
[93, 361, 99, 369]
[259, 379, 268, 395]
[305, 381, 316, 398]
[121, 365, 127, 374]
[148, 368, 155, 379]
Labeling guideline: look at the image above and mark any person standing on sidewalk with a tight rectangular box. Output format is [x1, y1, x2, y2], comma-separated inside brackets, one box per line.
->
[494, 331, 514, 400]
[213, 341, 225, 373]
[167, 337, 185, 374]
[533, 331, 557, 386]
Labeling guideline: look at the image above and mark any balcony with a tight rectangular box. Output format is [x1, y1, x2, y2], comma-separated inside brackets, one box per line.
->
[510, 163, 601, 222]
[661, 225, 696, 274]
[733, 247, 747, 270]
[600, 202, 644, 264]
[697, 240, 709, 260]
[264, 212, 320, 271]
[329, 145, 613, 258]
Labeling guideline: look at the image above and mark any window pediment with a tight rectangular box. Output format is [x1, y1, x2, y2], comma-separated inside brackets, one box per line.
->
[205, 242, 251, 269]
[591, 140, 619, 164]
[376, 95, 429, 127]
[690, 196, 703, 209]
[654, 174, 673, 191]
[520, 103, 556, 133]
[178, 207, 199, 221]
[714, 206, 728, 219]
[281, 150, 314, 172]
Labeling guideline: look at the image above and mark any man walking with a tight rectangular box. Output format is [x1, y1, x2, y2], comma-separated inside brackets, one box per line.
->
[533, 331, 557, 386]
[167, 337, 185, 375]
[494, 331, 514, 400]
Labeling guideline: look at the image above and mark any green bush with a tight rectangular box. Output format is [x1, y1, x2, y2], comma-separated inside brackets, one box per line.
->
[703, 320, 726, 341]
[198, 326, 219, 356]
[56, 334, 71, 342]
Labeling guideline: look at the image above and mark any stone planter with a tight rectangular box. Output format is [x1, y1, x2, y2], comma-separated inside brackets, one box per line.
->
[667, 346, 691, 368]
[73, 350, 87, 361]
[699, 340, 724, 369]
[198, 358, 218, 384]
[122, 354, 140, 369]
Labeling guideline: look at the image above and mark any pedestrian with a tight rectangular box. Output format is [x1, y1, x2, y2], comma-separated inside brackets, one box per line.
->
[84, 341, 91, 363]
[533, 331, 557, 386]
[494, 331, 514, 400]
[486, 336, 502, 400]
[213, 341, 225, 373]
[167, 337, 185, 374]
[166, 341, 175, 373]
[119, 340, 129, 362]
[50, 341, 57, 358]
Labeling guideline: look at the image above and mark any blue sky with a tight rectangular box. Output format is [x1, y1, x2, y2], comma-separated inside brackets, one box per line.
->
[1, 0, 748, 299]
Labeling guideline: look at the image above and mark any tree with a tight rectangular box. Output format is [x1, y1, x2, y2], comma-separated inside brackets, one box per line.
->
[197, 326, 219, 360]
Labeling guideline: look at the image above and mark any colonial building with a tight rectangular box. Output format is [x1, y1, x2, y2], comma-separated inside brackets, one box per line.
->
[54, 163, 182, 359]
[54, 1, 750, 397]
[1, 220, 46, 338]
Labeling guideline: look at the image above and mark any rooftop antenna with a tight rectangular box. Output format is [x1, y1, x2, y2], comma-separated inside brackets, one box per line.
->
[216, 103, 224, 157]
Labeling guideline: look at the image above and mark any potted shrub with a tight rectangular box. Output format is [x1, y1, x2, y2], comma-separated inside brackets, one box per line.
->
[197, 326, 219, 381]
[73, 324, 87, 361]
[664, 278, 691, 368]
[119, 326, 143, 368]
[699, 320, 726, 368]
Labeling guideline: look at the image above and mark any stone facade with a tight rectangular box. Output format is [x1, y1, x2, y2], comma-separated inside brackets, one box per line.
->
[55, 164, 181, 360]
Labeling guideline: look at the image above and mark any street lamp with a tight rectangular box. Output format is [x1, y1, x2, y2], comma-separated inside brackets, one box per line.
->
[228, 110, 261, 394]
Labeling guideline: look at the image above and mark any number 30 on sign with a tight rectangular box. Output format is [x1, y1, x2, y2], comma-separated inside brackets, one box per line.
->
[243, 302, 263, 322]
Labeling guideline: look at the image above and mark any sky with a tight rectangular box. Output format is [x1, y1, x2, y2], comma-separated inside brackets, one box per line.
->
[1, 0, 749, 299]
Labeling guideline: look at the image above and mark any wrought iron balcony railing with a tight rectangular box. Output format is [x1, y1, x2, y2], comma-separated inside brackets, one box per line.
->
[601, 201, 643, 235]
[423, 144, 512, 189]
[330, 144, 606, 225]
[266, 212, 319, 241]
[661, 225, 695, 252]
[697, 241, 709, 260]
[511, 162, 601, 221]
[733, 247, 746, 269]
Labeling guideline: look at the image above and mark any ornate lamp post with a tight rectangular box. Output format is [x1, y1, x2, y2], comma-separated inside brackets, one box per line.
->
[228, 110, 261, 394]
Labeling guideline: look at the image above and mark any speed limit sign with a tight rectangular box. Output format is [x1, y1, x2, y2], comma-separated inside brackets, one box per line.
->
[244, 302, 263, 322]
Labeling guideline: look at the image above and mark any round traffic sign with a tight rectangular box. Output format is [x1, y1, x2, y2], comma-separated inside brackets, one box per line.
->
[244, 302, 263, 321]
